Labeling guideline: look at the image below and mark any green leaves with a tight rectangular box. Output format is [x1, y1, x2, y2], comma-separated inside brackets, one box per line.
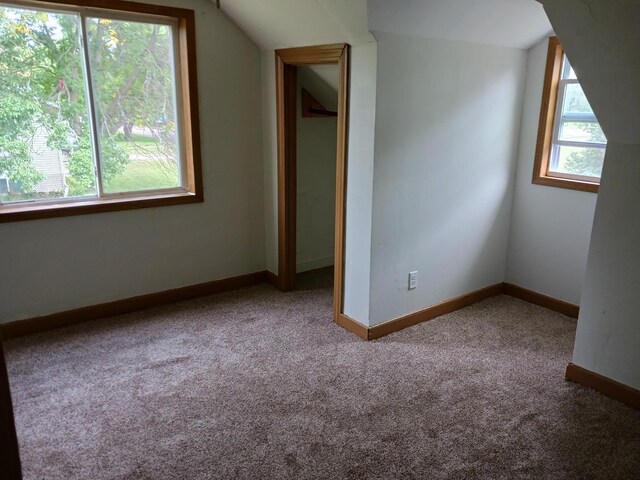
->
[1, 5, 177, 200]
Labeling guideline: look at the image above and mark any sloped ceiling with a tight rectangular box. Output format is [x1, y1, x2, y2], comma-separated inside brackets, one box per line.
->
[307, 65, 339, 93]
[218, 0, 374, 50]
[539, 0, 640, 144]
[368, 0, 552, 49]
[219, 0, 551, 52]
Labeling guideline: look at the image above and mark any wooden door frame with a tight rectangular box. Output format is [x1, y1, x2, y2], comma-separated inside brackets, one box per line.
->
[0, 339, 22, 479]
[275, 43, 350, 321]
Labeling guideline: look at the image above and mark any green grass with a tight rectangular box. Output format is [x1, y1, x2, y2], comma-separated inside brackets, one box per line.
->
[117, 136, 163, 157]
[128, 133, 158, 144]
[106, 160, 179, 193]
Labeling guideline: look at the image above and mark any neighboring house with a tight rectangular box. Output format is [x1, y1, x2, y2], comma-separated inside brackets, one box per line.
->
[29, 126, 68, 195]
[1, 127, 68, 198]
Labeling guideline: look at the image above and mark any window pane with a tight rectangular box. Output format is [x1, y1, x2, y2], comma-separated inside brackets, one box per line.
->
[562, 56, 577, 80]
[561, 83, 599, 117]
[0, 6, 96, 203]
[550, 145, 605, 179]
[86, 17, 181, 194]
[558, 121, 607, 144]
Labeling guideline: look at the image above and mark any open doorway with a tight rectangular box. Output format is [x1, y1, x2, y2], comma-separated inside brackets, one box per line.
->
[295, 65, 339, 291]
[275, 44, 349, 322]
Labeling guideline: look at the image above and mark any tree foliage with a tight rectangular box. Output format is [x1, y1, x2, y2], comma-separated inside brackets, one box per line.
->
[0, 6, 177, 197]
[565, 147, 605, 178]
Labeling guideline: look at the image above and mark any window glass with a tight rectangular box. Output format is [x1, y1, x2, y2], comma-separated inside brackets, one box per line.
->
[547, 53, 606, 181]
[86, 17, 181, 194]
[562, 57, 577, 80]
[550, 145, 605, 179]
[0, 3, 188, 207]
[0, 5, 95, 203]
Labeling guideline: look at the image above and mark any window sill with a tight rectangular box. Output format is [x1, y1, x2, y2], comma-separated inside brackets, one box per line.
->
[532, 174, 599, 193]
[0, 191, 203, 223]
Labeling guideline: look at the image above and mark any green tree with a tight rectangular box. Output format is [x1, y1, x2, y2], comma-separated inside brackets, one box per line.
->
[0, 6, 177, 198]
[565, 147, 605, 178]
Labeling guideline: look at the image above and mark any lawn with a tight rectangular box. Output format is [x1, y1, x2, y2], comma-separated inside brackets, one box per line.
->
[117, 134, 165, 158]
[106, 160, 179, 193]
[109, 133, 179, 192]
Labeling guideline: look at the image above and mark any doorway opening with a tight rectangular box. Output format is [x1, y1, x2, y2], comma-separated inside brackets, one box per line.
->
[275, 44, 349, 322]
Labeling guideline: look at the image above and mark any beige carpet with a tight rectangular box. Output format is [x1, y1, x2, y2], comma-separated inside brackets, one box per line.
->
[5, 269, 640, 479]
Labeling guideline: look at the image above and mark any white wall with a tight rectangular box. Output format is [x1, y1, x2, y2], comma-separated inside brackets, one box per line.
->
[296, 67, 337, 272]
[343, 43, 377, 324]
[0, 0, 266, 323]
[261, 50, 278, 275]
[572, 144, 640, 390]
[538, 0, 640, 390]
[368, 32, 526, 326]
[505, 37, 597, 304]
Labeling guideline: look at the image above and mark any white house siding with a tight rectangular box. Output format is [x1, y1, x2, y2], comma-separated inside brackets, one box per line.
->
[29, 127, 67, 193]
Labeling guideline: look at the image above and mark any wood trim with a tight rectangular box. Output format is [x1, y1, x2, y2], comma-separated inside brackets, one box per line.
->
[336, 314, 368, 341]
[0, 192, 201, 223]
[532, 37, 598, 194]
[533, 174, 599, 194]
[275, 43, 350, 327]
[275, 60, 297, 291]
[31, 0, 196, 17]
[0, 340, 22, 479]
[503, 283, 579, 318]
[0, 0, 203, 223]
[368, 284, 504, 340]
[333, 45, 350, 321]
[275, 44, 346, 65]
[0, 271, 269, 339]
[178, 9, 203, 199]
[336, 282, 580, 341]
[265, 270, 279, 288]
[301, 89, 337, 117]
[533, 36, 563, 187]
[566, 363, 640, 410]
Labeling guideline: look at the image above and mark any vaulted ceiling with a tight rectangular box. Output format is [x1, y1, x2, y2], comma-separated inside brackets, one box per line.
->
[368, 0, 552, 49]
[218, 0, 552, 51]
[218, 0, 374, 50]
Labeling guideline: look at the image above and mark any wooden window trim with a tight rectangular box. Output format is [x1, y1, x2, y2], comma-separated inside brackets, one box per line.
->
[0, 0, 203, 223]
[532, 37, 599, 194]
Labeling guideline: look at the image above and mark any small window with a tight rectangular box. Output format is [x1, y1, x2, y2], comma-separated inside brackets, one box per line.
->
[0, 0, 202, 222]
[533, 37, 606, 193]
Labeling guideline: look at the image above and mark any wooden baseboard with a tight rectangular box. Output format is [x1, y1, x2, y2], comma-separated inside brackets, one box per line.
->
[368, 283, 504, 340]
[336, 313, 368, 340]
[1, 272, 581, 343]
[337, 282, 579, 341]
[265, 270, 279, 288]
[503, 283, 579, 318]
[566, 362, 640, 410]
[0, 271, 269, 340]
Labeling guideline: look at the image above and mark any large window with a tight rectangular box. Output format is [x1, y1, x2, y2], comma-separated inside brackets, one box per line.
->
[533, 37, 606, 193]
[0, 0, 202, 222]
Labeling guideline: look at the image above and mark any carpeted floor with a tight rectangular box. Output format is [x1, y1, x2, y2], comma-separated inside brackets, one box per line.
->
[5, 269, 640, 479]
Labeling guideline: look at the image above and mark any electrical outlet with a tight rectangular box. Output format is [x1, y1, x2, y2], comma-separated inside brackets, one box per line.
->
[408, 271, 418, 290]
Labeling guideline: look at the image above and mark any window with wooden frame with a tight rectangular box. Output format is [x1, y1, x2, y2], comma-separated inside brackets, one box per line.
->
[533, 37, 606, 193]
[0, 0, 202, 222]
